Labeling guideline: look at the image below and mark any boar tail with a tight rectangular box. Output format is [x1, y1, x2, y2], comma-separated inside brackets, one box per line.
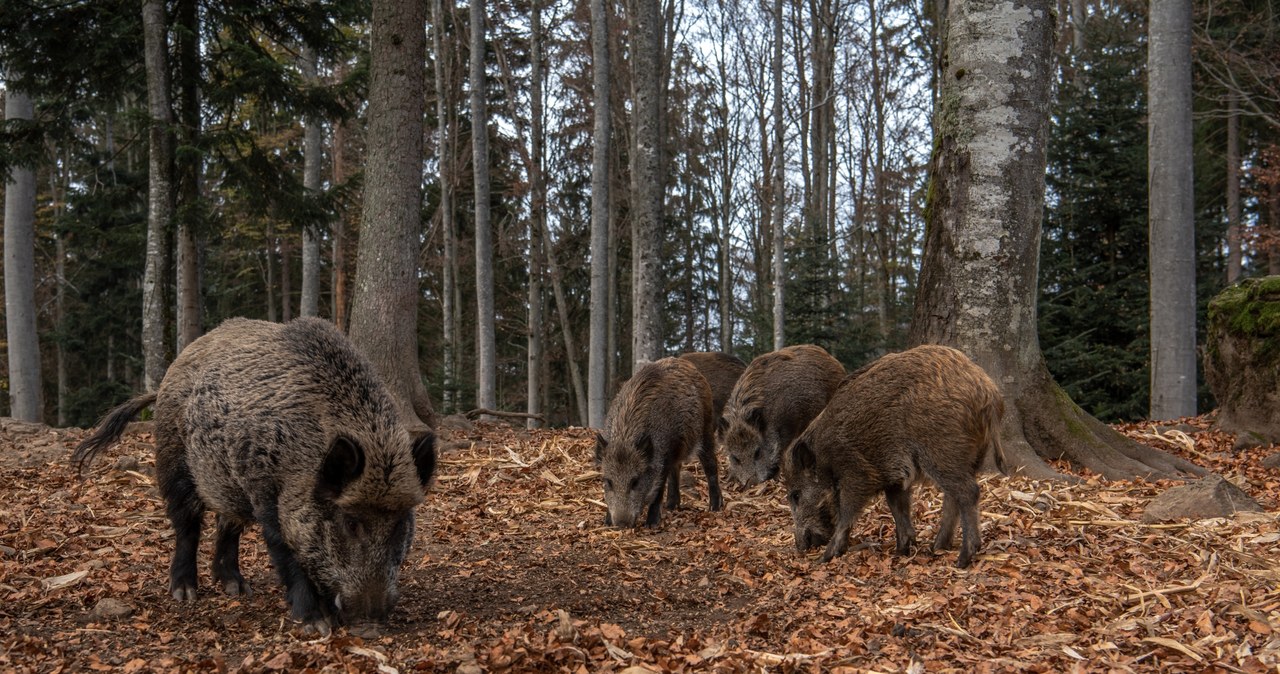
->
[72, 392, 158, 474]
[984, 397, 1009, 476]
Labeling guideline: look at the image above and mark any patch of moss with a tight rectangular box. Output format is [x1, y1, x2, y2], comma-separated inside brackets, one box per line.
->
[1207, 276, 1280, 339]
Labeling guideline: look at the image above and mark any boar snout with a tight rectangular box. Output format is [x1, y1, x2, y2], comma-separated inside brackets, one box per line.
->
[335, 581, 400, 625]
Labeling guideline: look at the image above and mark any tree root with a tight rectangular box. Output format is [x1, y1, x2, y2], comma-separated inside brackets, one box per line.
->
[1002, 365, 1207, 481]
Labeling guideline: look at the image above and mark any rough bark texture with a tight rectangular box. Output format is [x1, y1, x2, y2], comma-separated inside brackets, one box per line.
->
[332, 117, 349, 331]
[142, 0, 172, 393]
[348, 0, 437, 431]
[4, 89, 42, 422]
[630, 0, 664, 369]
[1204, 277, 1280, 447]
[175, 0, 202, 352]
[1147, 0, 1197, 419]
[770, 0, 785, 350]
[471, 0, 497, 411]
[431, 0, 457, 411]
[527, 0, 546, 430]
[909, 0, 1203, 480]
[1226, 94, 1241, 285]
[588, 0, 612, 428]
[300, 46, 323, 318]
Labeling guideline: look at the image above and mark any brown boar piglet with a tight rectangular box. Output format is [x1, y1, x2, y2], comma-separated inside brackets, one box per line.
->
[784, 345, 1007, 568]
[596, 357, 722, 528]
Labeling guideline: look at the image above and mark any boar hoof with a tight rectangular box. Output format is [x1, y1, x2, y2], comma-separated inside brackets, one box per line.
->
[171, 583, 197, 602]
[300, 617, 333, 638]
[221, 578, 252, 597]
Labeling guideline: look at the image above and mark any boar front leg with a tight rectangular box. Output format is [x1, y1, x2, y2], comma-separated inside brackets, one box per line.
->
[257, 503, 332, 635]
[645, 475, 668, 528]
[821, 479, 874, 563]
[697, 430, 723, 512]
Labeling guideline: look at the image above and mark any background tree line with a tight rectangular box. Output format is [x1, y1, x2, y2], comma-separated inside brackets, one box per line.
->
[1, 0, 1277, 432]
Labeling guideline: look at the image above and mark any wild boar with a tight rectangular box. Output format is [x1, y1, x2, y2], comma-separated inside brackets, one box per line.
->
[677, 351, 747, 425]
[595, 357, 722, 528]
[72, 317, 436, 635]
[783, 345, 1007, 568]
[721, 344, 845, 486]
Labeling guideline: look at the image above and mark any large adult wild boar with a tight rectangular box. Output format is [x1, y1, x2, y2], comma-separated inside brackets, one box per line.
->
[72, 317, 436, 635]
[721, 344, 845, 486]
[677, 351, 747, 423]
[784, 345, 1007, 568]
[595, 357, 722, 528]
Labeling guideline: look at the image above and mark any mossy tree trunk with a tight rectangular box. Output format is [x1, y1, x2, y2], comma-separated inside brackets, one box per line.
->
[909, 0, 1202, 480]
[1204, 277, 1280, 447]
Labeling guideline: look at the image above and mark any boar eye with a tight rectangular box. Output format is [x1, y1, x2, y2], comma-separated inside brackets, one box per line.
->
[345, 517, 365, 538]
[754, 447, 761, 460]
[603, 478, 613, 491]
[788, 490, 800, 505]
[628, 477, 640, 491]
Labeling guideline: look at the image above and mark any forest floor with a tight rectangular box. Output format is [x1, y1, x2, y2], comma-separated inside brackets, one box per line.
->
[1, 414, 1278, 673]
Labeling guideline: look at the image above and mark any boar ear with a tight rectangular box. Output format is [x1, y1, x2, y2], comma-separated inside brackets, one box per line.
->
[746, 407, 766, 431]
[318, 435, 366, 500]
[637, 433, 655, 457]
[594, 432, 607, 465]
[789, 439, 816, 471]
[411, 430, 437, 488]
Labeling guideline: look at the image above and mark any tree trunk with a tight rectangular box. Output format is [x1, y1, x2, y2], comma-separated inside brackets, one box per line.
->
[527, 0, 546, 429]
[266, 226, 277, 323]
[471, 0, 497, 412]
[142, 0, 173, 392]
[1271, 175, 1280, 276]
[588, 0, 612, 427]
[909, 0, 1203, 480]
[431, 0, 457, 411]
[771, 0, 786, 349]
[332, 117, 349, 331]
[630, 0, 664, 369]
[175, 0, 201, 352]
[349, 0, 437, 431]
[300, 45, 323, 318]
[4, 90, 42, 422]
[544, 220, 589, 425]
[279, 236, 293, 322]
[1147, 0, 1197, 419]
[1225, 92, 1241, 284]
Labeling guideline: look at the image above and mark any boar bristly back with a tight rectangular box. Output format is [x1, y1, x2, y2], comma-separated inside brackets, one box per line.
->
[677, 351, 747, 424]
[721, 344, 845, 486]
[72, 317, 436, 635]
[598, 358, 721, 528]
[783, 344, 1006, 568]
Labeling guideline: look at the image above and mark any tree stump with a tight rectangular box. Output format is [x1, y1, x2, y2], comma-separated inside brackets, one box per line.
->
[1204, 276, 1280, 448]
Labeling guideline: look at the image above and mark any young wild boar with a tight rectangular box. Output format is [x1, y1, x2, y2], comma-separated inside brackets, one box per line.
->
[595, 357, 723, 528]
[783, 345, 1007, 568]
[676, 351, 747, 423]
[720, 344, 845, 486]
[72, 317, 436, 635]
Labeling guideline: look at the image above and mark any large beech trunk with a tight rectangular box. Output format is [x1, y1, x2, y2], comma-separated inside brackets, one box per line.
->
[909, 0, 1203, 480]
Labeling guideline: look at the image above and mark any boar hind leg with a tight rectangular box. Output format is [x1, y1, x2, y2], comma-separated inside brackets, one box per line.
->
[158, 453, 204, 602]
[932, 494, 959, 552]
[257, 504, 331, 634]
[883, 485, 917, 556]
[697, 431, 723, 512]
[212, 515, 251, 596]
[821, 481, 874, 563]
[948, 480, 982, 568]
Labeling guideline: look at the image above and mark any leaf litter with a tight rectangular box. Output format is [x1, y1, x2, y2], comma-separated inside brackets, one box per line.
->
[0, 414, 1277, 672]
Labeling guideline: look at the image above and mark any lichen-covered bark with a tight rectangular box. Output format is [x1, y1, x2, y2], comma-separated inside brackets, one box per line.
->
[910, 0, 1202, 479]
[631, 0, 664, 367]
[142, 0, 172, 393]
[4, 90, 42, 422]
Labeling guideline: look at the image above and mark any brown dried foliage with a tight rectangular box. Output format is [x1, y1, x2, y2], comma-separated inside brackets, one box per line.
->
[1, 413, 1278, 672]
